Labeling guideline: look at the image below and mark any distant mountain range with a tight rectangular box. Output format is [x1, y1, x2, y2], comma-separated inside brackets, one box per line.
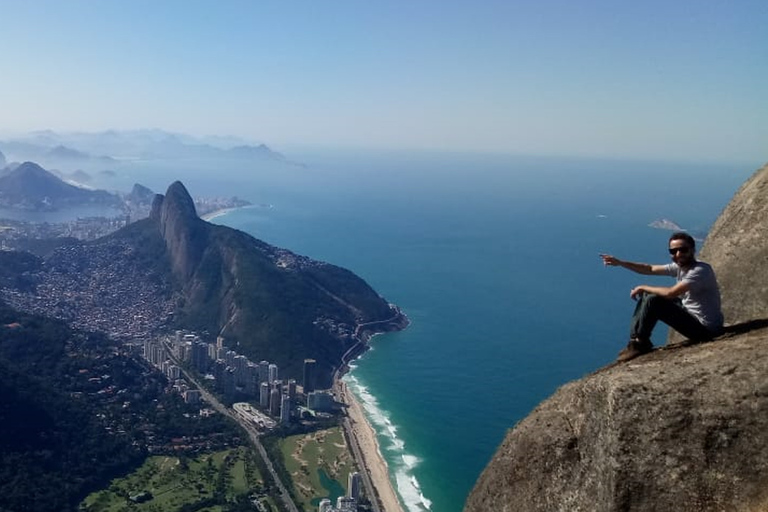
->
[0, 129, 290, 167]
[0, 161, 121, 211]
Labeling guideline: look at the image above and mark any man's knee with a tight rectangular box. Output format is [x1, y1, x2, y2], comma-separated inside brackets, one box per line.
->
[639, 293, 667, 307]
[643, 293, 675, 307]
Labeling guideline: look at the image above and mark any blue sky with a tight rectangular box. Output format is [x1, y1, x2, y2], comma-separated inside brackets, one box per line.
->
[1, 0, 766, 162]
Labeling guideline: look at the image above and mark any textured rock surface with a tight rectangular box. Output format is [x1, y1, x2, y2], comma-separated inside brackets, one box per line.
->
[698, 163, 768, 326]
[466, 162, 768, 512]
[152, 181, 207, 280]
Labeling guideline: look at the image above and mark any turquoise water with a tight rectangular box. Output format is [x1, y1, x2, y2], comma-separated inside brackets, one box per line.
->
[312, 468, 346, 506]
[208, 151, 753, 512]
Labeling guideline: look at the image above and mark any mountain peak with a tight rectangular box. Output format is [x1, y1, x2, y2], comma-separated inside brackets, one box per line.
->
[0, 161, 119, 210]
[12, 161, 49, 177]
[127, 183, 155, 204]
[150, 181, 205, 280]
[164, 181, 198, 220]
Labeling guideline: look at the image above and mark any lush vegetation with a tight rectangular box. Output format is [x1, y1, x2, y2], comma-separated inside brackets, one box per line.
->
[0, 249, 41, 289]
[81, 447, 271, 512]
[0, 301, 242, 512]
[268, 427, 356, 511]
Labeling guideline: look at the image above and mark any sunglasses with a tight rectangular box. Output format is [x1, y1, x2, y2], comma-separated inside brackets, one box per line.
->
[669, 246, 691, 255]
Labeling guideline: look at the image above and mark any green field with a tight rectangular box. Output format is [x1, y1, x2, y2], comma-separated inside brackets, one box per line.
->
[81, 447, 264, 512]
[277, 427, 357, 511]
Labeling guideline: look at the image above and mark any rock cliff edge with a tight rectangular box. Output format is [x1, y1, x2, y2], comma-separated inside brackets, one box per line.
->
[465, 163, 768, 512]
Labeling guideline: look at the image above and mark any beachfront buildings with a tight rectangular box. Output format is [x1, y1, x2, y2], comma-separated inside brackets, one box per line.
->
[307, 390, 335, 412]
[347, 472, 361, 502]
[315, 472, 362, 512]
[317, 497, 357, 512]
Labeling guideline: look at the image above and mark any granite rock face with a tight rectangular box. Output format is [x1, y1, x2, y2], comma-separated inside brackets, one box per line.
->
[698, 163, 768, 326]
[151, 181, 207, 280]
[465, 162, 768, 512]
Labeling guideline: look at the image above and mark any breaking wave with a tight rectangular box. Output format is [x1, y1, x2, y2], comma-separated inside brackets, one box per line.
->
[343, 373, 432, 511]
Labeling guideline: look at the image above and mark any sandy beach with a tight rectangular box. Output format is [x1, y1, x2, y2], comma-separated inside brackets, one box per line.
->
[338, 380, 405, 512]
[200, 207, 239, 222]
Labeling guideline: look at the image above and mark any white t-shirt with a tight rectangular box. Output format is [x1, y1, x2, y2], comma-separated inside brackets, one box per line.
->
[663, 261, 724, 329]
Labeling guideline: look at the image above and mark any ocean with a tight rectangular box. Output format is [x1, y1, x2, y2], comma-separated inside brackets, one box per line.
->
[106, 151, 757, 511]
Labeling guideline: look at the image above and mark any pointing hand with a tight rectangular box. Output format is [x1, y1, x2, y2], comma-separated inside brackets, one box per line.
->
[600, 254, 620, 267]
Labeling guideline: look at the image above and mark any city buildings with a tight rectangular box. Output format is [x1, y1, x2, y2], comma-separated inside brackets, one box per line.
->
[140, 330, 344, 427]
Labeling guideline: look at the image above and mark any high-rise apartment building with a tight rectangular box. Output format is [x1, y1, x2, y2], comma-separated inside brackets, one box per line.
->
[347, 471, 361, 501]
[280, 395, 291, 424]
[259, 361, 270, 384]
[286, 379, 297, 400]
[191, 341, 208, 371]
[303, 358, 316, 393]
[269, 388, 281, 416]
[260, 382, 270, 407]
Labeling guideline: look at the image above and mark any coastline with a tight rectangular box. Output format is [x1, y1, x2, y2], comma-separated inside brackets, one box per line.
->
[335, 313, 409, 512]
[200, 206, 241, 222]
[338, 377, 405, 512]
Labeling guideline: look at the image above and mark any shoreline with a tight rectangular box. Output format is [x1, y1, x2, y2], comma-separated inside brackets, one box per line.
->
[335, 313, 409, 512]
[338, 378, 405, 512]
[200, 206, 241, 222]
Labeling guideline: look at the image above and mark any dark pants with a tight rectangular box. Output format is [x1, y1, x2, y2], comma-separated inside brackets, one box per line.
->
[630, 293, 718, 342]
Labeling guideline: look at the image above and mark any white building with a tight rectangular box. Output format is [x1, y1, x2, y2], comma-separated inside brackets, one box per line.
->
[336, 496, 356, 511]
[233, 402, 276, 430]
[347, 471, 361, 501]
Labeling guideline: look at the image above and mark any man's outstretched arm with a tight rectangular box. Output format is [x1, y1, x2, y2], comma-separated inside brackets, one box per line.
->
[599, 254, 667, 275]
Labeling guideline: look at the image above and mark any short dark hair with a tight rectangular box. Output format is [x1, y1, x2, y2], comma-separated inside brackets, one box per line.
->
[669, 232, 695, 251]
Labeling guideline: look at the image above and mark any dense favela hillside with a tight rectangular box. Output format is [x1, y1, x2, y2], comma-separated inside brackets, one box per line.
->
[465, 163, 768, 512]
[0, 181, 406, 386]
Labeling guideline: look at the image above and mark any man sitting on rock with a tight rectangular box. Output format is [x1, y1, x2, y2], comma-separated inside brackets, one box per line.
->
[600, 232, 724, 362]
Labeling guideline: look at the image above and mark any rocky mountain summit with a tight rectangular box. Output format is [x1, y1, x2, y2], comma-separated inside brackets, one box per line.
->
[465, 163, 768, 512]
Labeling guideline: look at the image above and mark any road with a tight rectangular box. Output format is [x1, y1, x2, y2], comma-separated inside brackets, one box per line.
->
[329, 310, 408, 512]
[163, 341, 299, 512]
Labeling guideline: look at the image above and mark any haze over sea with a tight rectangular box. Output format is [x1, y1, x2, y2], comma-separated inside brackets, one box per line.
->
[115, 150, 755, 512]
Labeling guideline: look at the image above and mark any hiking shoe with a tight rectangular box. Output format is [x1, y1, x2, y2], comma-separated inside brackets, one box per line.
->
[617, 338, 653, 363]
